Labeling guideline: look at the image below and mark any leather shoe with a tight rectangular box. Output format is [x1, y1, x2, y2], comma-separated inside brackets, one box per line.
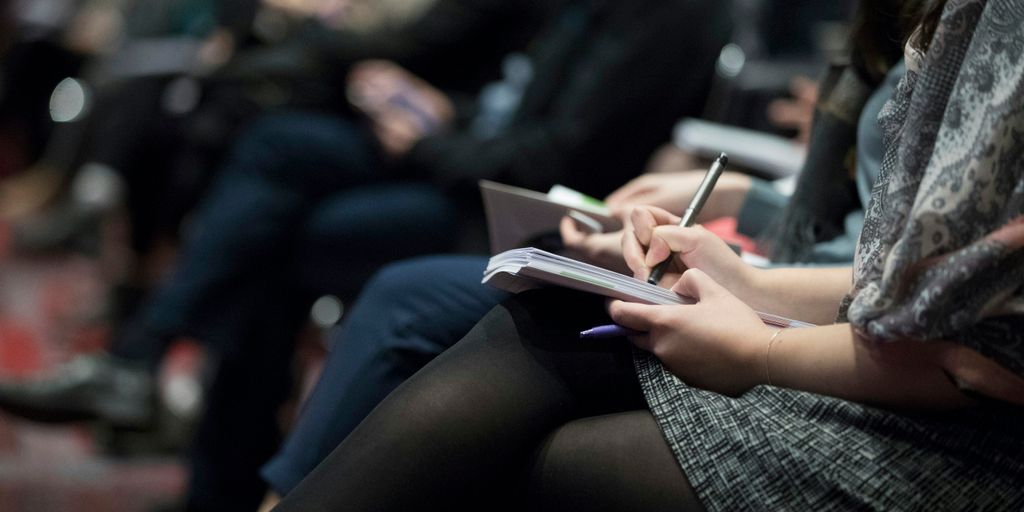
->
[0, 353, 155, 428]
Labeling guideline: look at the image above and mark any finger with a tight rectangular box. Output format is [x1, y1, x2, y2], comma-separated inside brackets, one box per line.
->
[621, 226, 650, 280]
[767, 100, 806, 128]
[629, 206, 679, 247]
[644, 232, 675, 269]
[791, 76, 819, 101]
[607, 300, 660, 332]
[643, 225, 706, 267]
[559, 215, 587, 247]
[373, 126, 403, 157]
[671, 268, 727, 301]
[373, 116, 418, 157]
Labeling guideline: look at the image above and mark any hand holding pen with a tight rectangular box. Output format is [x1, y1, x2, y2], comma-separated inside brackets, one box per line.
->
[646, 153, 727, 284]
[583, 153, 734, 338]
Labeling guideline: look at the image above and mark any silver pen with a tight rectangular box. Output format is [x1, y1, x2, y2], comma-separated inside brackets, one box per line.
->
[647, 152, 728, 285]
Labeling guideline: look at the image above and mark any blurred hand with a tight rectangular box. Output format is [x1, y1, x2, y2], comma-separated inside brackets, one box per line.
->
[767, 76, 818, 144]
[608, 268, 771, 396]
[559, 216, 629, 274]
[641, 143, 702, 174]
[622, 206, 756, 296]
[347, 60, 453, 158]
[604, 171, 751, 221]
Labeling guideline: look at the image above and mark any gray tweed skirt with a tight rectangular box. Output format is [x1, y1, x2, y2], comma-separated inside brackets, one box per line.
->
[633, 352, 1024, 510]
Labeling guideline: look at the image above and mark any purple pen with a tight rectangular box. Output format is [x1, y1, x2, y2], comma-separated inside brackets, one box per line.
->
[579, 324, 645, 339]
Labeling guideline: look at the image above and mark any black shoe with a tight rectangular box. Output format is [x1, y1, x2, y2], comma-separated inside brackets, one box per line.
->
[0, 353, 155, 428]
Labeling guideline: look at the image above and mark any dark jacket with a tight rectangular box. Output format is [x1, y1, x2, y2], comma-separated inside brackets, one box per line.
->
[310, 0, 563, 95]
[404, 0, 734, 198]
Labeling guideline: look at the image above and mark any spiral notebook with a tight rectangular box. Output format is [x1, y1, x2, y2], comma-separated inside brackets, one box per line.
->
[483, 247, 814, 329]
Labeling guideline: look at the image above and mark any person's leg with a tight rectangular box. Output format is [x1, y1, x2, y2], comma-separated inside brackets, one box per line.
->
[262, 255, 509, 496]
[289, 183, 461, 298]
[0, 112, 381, 432]
[182, 276, 310, 512]
[525, 411, 704, 511]
[185, 193, 463, 510]
[275, 289, 695, 510]
[113, 110, 381, 365]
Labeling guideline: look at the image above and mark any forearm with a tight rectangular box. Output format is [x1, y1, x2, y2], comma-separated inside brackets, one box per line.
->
[764, 323, 974, 410]
[744, 266, 852, 325]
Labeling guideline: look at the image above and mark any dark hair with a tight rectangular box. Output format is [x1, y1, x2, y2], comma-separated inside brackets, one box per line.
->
[850, 0, 920, 83]
[907, 0, 949, 52]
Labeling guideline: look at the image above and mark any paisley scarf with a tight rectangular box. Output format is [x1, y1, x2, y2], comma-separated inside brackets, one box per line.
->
[840, 0, 1024, 382]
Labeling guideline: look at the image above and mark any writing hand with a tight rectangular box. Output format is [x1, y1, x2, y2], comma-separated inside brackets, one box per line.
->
[622, 206, 757, 296]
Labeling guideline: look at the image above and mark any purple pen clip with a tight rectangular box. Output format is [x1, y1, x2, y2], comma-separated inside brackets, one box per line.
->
[579, 324, 645, 339]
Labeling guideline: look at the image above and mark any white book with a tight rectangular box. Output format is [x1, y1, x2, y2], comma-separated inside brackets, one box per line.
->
[483, 247, 814, 329]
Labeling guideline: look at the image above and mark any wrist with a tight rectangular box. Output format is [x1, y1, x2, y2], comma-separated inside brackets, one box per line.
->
[762, 328, 785, 387]
[734, 264, 768, 309]
[738, 325, 778, 392]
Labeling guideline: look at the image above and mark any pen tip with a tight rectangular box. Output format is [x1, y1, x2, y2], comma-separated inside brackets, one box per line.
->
[718, 152, 728, 166]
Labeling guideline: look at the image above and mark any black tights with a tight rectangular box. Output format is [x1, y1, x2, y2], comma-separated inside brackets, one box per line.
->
[276, 290, 703, 511]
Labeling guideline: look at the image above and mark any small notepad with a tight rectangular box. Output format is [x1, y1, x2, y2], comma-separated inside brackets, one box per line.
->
[483, 247, 813, 329]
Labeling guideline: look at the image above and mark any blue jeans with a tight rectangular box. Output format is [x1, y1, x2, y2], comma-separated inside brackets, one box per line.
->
[109, 111, 461, 510]
[261, 255, 509, 496]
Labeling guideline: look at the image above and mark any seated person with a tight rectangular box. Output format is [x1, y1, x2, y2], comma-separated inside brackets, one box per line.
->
[276, 1, 1024, 508]
[259, 8, 908, 502]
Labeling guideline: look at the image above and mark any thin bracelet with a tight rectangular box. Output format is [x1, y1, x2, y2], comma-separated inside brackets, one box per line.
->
[765, 328, 784, 386]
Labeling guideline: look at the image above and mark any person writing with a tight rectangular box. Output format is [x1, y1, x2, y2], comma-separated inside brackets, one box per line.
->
[273, 0, 1024, 509]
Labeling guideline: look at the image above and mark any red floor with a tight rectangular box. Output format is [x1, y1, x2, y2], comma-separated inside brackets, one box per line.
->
[0, 221, 186, 511]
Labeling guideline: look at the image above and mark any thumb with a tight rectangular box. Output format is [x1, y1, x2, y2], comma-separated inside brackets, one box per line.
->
[607, 300, 661, 332]
[671, 268, 727, 301]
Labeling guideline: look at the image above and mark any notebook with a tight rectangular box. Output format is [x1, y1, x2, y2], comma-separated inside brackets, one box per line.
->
[483, 247, 813, 329]
[479, 180, 622, 253]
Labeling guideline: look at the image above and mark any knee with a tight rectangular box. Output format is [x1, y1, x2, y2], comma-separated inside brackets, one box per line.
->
[346, 256, 494, 355]
[340, 258, 457, 354]
[360, 258, 443, 306]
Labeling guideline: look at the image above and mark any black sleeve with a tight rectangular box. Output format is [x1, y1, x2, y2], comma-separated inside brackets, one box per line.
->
[311, 0, 555, 92]
[403, 0, 732, 196]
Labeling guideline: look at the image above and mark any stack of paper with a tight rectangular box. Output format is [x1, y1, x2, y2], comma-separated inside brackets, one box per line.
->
[484, 247, 813, 329]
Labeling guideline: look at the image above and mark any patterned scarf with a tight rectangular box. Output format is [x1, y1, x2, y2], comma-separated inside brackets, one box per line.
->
[840, 0, 1024, 378]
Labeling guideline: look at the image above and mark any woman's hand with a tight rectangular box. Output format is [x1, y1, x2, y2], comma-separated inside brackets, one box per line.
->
[623, 206, 758, 298]
[609, 269, 772, 396]
[559, 216, 630, 274]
